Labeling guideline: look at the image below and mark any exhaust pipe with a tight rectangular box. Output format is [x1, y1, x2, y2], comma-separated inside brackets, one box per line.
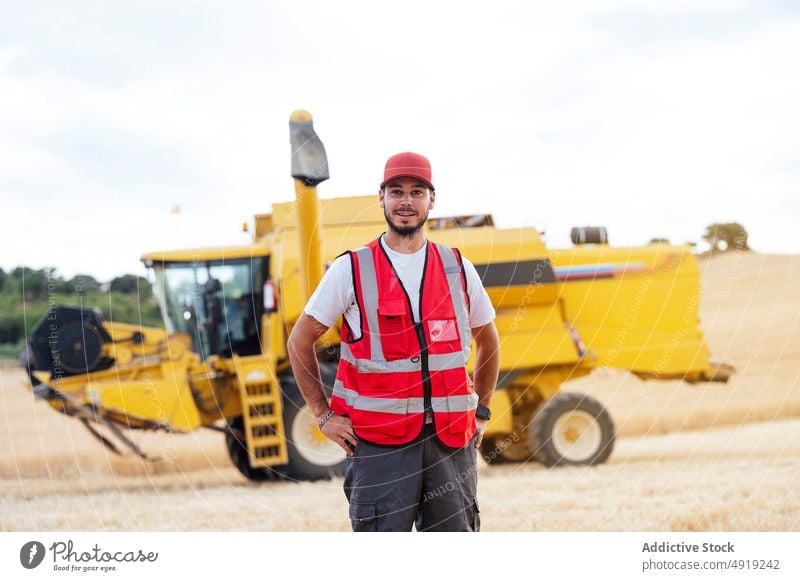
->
[289, 110, 330, 301]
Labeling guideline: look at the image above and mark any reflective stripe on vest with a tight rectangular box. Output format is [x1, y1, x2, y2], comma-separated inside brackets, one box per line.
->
[340, 342, 466, 373]
[434, 242, 472, 363]
[354, 246, 384, 361]
[333, 379, 478, 414]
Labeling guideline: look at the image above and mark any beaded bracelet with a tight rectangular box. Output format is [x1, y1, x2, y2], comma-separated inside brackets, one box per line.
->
[317, 410, 335, 430]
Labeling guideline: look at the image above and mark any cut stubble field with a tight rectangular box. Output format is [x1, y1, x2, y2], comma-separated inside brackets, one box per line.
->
[1, 252, 799, 531]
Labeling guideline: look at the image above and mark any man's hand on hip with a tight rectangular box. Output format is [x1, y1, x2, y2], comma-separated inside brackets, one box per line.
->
[320, 414, 359, 456]
[474, 418, 488, 448]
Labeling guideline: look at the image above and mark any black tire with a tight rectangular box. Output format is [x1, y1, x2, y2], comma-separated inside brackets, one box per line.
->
[280, 370, 346, 481]
[225, 416, 284, 481]
[529, 392, 615, 467]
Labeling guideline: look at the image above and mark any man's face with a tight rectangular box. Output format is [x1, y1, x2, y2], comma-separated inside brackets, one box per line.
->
[379, 177, 436, 237]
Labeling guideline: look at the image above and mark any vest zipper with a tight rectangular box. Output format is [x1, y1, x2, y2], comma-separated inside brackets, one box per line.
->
[415, 243, 432, 418]
[415, 321, 432, 417]
[376, 237, 433, 421]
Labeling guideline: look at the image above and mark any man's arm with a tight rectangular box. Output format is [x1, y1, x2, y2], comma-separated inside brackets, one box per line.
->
[287, 313, 357, 455]
[471, 320, 500, 448]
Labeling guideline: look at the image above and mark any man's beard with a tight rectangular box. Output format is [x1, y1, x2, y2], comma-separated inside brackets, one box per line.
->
[384, 207, 429, 237]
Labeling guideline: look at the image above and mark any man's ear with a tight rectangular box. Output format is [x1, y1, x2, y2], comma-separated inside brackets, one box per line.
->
[379, 188, 385, 207]
[429, 189, 436, 210]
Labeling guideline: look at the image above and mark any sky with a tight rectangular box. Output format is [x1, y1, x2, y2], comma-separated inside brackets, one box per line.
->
[1, 0, 798, 281]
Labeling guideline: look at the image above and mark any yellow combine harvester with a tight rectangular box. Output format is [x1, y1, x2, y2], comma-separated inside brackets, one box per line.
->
[22, 111, 731, 481]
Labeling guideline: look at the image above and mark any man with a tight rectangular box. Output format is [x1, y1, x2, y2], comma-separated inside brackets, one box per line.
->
[287, 152, 500, 531]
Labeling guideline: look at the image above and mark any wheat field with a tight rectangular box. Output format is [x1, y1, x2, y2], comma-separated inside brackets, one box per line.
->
[1, 252, 799, 531]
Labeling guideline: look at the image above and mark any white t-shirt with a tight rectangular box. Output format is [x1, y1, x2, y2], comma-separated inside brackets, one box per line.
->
[305, 235, 495, 337]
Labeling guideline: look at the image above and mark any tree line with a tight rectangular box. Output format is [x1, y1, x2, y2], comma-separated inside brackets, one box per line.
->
[0, 267, 163, 360]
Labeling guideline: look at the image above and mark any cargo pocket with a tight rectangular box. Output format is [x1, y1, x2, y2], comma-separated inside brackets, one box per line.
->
[377, 299, 410, 360]
[470, 497, 481, 532]
[349, 502, 377, 532]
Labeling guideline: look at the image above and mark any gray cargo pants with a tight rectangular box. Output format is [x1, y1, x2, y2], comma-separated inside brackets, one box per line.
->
[343, 422, 480, 532]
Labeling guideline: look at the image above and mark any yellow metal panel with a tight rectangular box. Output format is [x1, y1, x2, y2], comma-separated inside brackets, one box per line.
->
[484, 389, 513, 435]
[483, 305, 581, 370]
[254, 213, 273, 237]
[551, 245, 712, 376]
[428, 226, 548, 264]
[485, 284, 559, 308]
[140, 244, 269, 264]
[494, 304, 561, 333]
[273, 195, 384, 229]
[90, 370, 200, 432]
[490, 331, 580, 371]
[274, 224, 386, 324]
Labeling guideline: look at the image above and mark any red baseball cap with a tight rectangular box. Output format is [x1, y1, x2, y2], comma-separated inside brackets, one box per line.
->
[380, 152, 435, 191]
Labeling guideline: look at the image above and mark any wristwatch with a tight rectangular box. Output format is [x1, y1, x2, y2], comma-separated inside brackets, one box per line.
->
[475, 404, 492, 420]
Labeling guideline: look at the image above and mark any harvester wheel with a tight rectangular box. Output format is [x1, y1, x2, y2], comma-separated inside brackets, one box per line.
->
[225, 417, 282, 481]
[280, 373, 346, 481]
[529, 392, 615, 467]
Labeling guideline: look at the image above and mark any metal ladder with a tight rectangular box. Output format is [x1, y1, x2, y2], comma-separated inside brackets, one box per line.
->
[232, 354, 289, 467]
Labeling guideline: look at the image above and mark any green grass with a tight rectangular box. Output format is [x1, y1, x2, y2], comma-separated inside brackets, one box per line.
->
[0, 339, 25, 363]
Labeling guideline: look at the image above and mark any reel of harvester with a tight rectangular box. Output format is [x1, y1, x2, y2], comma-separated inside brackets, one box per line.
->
[20, 305, 169, 459]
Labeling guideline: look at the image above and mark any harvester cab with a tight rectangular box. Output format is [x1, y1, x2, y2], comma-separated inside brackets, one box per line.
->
[142, 247, 269, 360]
[22, 110, 733, 482]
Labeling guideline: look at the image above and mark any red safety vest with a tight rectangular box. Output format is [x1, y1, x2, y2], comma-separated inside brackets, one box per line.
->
[331, 237, 477, 448]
